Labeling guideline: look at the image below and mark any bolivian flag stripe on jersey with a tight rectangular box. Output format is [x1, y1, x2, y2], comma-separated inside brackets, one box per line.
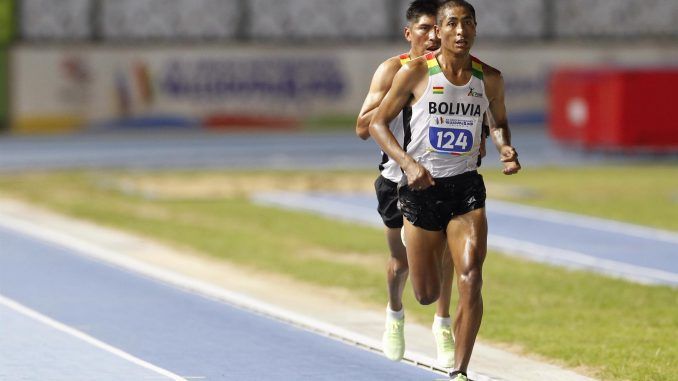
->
[471, 56, 483, 80]
[424, 52, 482, 78]
[425, 52, 442, 76]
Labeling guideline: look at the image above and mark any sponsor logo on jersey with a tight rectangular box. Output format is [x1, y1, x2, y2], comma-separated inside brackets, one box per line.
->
[432, 86, 444, 95]
[467, 87, 483, 98]
[429, 102, 482, 117]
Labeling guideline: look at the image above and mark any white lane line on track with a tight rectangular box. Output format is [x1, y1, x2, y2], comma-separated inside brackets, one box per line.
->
[489, 235, 678, 286]
[0, 294, 187, 381]
[255, 191, 678, 245]
[0, 214, 467, 379]
[488, 199, 678, 245]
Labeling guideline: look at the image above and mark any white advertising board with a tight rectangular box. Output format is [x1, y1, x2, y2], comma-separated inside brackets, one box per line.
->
[11, 43, 678, 132]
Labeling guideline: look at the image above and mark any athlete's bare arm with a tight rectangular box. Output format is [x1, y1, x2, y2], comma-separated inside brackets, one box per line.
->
[483, 65, 521, 175]
[480, 113, 491, 159]
[355, 57, 403, 140]
[369, 59, 434, 189]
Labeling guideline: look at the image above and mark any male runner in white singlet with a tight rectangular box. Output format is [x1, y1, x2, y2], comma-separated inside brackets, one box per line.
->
[355, 0, 457, 367]
[369, 1, 520, 379]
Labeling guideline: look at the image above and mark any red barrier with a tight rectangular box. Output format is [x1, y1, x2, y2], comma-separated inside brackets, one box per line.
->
[550, 68, 678, 151]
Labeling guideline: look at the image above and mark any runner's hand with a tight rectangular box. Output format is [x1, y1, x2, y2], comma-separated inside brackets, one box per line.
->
[404, 161, 435, 190]
[500, 145, 521, 175]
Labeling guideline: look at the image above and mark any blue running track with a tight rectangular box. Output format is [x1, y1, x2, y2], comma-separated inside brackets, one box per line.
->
[0, 225, 444, 381]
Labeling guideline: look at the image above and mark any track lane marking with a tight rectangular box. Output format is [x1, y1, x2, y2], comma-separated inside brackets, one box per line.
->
[488, 199, 678, 245]
[489, 235, 678, 286]
[0, 294, 188, 381]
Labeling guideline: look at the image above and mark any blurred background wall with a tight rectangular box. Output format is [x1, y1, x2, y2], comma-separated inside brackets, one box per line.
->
[18, 0, 678, 41]
[3, 0, 678, 141]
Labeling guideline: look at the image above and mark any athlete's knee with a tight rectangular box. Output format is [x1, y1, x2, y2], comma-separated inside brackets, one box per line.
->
[414, 284, 440, 305]
[458, 267, 483, 298]
[390, 258, 409, 278]
[415, 292, 439, 306]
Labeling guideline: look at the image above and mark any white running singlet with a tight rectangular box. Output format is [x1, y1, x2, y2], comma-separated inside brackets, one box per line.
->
[379, 53, 412, 183]
[405, 52, 489, 178]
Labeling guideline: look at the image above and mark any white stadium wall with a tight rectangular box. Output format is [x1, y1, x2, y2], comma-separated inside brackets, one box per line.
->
[11, 45, 377, 132]
[11, 43, 678, 133]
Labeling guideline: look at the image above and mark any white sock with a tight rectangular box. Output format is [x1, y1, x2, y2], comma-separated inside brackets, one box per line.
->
[386, 304, 404, 320]
[433, 314, 451, 327]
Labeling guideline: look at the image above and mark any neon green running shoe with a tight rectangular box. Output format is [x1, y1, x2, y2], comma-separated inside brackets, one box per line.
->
[449, 372, 468, 381]
[432, 324, 455, 368]
[382, 316, 405, 361]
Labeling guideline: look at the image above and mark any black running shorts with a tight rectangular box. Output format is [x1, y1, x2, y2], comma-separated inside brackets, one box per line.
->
[398, 171, 486, 231]
[374, 175, 404, 229]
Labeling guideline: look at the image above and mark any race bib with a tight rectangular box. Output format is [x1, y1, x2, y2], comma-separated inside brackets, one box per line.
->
[428, 117, 476, 154]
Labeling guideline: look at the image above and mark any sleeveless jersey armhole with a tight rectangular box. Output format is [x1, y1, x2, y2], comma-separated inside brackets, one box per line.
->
[471, 55, 487, 94]
[409, 52, 440, 109]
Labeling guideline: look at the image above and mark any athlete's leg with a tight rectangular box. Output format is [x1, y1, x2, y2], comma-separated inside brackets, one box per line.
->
[376, 176, 409, 361]
[403, 219, 447, 305]
[432, 243, 455, 368]
[446, 207, 488, 372]
[437, 245, 453, 317]
[385, 227, 408, 311]
[381, 226, 409, 361]
[375, 176, 409, 310]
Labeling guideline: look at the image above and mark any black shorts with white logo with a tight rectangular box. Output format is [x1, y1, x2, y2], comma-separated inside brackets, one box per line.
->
[398, 171, 486, 231]
[374, 175, 404, 229]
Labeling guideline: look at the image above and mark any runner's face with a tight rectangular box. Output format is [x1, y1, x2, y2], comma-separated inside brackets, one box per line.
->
[405, 15, 440, 57]
[437, 6, 476, 55]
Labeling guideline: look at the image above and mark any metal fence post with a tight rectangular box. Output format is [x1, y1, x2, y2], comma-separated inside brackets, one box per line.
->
[388, 0, 402, 41]
[236, 0, 251, 41]
[91, 0, 102, 41]
[542, 0, 556, 41]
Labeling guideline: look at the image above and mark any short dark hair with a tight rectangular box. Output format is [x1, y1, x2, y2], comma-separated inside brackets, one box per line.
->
[437, 0, 477, 25]
[406, 0, 440, 24]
